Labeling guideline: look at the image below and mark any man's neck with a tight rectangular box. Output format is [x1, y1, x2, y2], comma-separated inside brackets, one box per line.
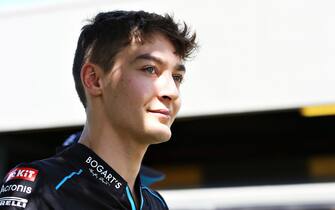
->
[78, 122, 148, 203]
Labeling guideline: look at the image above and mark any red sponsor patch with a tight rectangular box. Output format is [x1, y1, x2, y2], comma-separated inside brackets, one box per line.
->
[5, 167, 39, 182]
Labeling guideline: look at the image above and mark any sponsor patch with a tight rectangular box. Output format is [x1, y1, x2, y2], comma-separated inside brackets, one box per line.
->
[5, 167, 39, 183]
[0, 196, 28, 208]
[85, 156, 122, 189]
[0, 184, 32, 195]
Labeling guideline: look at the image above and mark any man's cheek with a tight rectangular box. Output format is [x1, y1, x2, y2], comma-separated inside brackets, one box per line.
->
[174, 99, 181, 114]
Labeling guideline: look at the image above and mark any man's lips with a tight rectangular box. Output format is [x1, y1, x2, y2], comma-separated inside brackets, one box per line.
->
[148, 109, 170, 116]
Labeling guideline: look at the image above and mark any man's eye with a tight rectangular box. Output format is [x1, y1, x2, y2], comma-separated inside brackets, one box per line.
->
[172, 74, 184, 83]
[143, 66, 156, 75]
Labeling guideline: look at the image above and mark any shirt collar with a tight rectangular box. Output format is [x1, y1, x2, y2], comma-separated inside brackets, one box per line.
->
[60, 143, 128, 196]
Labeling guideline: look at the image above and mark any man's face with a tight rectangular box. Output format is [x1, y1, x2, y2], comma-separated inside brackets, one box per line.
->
[100, 33, 185, 144]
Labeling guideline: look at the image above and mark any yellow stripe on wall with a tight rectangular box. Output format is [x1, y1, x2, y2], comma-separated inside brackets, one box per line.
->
[300, 104, 335, 117]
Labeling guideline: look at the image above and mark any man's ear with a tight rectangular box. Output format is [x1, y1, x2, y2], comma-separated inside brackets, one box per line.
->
[81, 63, 103, 97]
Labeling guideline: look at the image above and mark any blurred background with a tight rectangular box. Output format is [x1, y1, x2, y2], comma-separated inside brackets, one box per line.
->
[1, 0, 335, 209]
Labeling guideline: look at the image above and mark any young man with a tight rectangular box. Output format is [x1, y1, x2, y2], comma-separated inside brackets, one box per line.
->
[0, 10, 197, 210]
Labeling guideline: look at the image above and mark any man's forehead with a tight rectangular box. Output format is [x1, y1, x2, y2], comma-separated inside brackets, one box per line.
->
[130, 33, 181, 56]
[115, 33, 184, 69]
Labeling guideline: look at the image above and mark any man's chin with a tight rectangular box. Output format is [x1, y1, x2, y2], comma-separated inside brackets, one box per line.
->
[145, 124, 172, 144]
[151, 131, 171, 144]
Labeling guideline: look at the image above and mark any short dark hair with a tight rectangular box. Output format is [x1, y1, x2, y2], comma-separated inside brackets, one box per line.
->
[72, 10, 197, 108]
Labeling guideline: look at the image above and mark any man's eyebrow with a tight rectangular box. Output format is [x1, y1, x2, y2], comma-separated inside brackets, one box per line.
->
[133, 53, 186, 72]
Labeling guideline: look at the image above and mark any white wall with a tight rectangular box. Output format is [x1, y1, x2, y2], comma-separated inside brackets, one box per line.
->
[160, 183, 335, 210]
[1, 0, 335, 131]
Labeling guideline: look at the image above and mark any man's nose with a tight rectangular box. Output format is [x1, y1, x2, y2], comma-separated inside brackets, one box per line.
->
[157, 72, 179, 101]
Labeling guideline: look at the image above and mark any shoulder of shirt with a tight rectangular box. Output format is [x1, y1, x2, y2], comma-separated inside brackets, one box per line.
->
[1, 152, 75, 195]
[0, 160, 53, 209]
[0, 150, 81, 209]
